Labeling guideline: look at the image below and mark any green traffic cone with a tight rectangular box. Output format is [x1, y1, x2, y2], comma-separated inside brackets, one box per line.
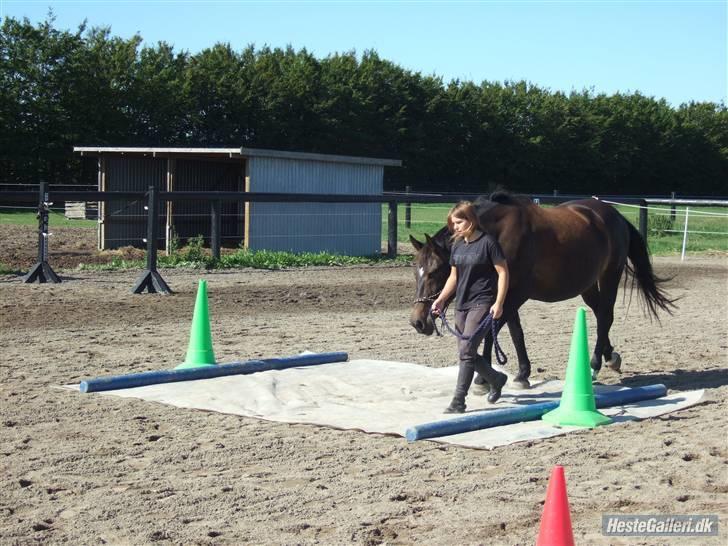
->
[176, 279, 217, 370]
[542, 307, 612, 428]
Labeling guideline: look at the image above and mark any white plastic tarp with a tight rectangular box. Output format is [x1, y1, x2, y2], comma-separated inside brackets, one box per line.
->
[68, 359, 704, 450]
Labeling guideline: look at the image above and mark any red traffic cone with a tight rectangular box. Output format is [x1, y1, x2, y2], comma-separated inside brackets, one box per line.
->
[536, 466, 575, 546]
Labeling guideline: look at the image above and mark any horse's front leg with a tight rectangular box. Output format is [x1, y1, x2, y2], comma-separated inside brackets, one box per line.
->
[580, 284, 604, 378]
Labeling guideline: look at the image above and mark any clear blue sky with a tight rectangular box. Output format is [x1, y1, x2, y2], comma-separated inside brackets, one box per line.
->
[2, 0, 726, 107]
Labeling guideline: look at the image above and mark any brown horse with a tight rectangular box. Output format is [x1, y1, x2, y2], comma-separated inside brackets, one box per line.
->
[409, 192, 675, 388]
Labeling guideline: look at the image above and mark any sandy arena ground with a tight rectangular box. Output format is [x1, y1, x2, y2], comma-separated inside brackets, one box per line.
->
[0, 225, 726, 545]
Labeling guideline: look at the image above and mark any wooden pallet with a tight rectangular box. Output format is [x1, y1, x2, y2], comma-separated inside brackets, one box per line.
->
[64, 201, 99, 220]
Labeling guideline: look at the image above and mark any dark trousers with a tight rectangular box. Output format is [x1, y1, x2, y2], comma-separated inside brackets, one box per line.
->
[452, 304, 500, 401]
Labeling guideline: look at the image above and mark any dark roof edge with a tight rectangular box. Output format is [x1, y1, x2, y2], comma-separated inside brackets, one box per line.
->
[239, 147, 401, 167]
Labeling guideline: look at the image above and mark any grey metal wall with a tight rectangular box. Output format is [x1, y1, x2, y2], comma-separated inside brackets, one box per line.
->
[103, 157, 166, 250]
[247, 157, 383, 255]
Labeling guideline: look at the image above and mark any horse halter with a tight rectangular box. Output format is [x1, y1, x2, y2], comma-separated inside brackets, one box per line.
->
[412, 261, 444, 305]
[413, 290, 441, 305]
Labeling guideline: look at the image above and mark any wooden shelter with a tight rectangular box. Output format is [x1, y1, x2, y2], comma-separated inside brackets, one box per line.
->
[74, 147, 401, 255]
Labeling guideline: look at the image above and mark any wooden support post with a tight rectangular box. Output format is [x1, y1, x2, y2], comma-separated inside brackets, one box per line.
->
[405, 185, 412, 228]
[132, 185, 172, 294]
[23, 180, 61, 284]
[165, 158, 176, 255]
[387, 200, 398, 258]
[98, 156, 105, 250]
[210, 200, 221, 260]
[243, 161, 251, 249]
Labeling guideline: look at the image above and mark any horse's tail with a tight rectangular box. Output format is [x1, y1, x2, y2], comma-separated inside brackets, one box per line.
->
[625, 220, 677, 319]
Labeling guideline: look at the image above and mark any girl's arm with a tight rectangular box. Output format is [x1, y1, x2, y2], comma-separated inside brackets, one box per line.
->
[490, 261, 509, 319]
[431, 266, 457, 316]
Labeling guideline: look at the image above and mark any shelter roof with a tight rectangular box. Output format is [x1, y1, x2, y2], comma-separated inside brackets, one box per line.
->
[73, 146, 401, 167]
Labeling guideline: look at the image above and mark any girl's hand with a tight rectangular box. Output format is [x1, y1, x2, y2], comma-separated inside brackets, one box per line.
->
[490, 302, 504, 319]
[431, 299, 444, 316]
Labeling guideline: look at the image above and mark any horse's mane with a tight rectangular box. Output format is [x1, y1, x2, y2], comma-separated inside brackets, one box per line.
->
[431, 225, 452, 250]
[486, 191, 533, 207]
[428, 192, 530, 252]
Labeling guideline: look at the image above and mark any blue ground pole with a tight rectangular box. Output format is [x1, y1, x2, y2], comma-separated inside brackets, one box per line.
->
[405, 384, 668, 441]
[80, 352, 348, 393]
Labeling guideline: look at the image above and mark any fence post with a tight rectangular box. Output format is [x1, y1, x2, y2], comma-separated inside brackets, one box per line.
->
[132, 185, 172, 294]
[638, 199, 648, 242]
[23, 180, 61, 283]
[405, 185, 412, 228]
[681, 207, 690, 261]
[210, 200, 221, 260]
[387, 200, 398, 258]
[670, 191, 676, 222]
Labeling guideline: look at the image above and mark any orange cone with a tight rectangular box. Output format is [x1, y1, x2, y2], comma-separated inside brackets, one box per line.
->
[536, 466, 575, 546]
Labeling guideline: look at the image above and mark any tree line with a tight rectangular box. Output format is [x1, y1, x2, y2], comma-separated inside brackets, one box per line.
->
[1, 16, 726, 195]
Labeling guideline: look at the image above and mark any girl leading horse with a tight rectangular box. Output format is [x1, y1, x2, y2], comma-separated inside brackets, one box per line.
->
[409, 192, 675, 388]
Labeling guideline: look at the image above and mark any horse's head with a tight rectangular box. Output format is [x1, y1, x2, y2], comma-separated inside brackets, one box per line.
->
[409, 229, 451, 335]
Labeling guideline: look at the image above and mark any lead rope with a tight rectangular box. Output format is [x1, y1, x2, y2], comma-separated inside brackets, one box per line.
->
[430, 306, 508, 366]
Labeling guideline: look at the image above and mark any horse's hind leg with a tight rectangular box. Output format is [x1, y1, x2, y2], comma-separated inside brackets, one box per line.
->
[506, 311, 531, 389]
[595, 269, 624, 377]
[581, 284, 604, 375]
[472, 321, 500, 392]
[474, 304, 531, 390]
[473, 335, 493, 386]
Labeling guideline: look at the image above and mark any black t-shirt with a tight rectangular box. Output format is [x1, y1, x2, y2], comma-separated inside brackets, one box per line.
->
[450, 232, 506, 310]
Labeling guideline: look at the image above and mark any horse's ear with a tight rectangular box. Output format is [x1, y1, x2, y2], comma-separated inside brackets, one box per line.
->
[431, 238, 450, 260]
[409, 234, 424, 251]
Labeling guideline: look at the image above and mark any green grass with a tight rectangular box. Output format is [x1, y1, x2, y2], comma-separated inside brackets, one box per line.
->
[77, 249, 411, 271]
[384, 203, 451, 245]
[384, 203, 728, 255]
[0, 208, 97, 228]
[213, 249, 411, 269]
[616, 205, 728, 254]
[77, 237, 412, 272]
[0, 262, 14, 274]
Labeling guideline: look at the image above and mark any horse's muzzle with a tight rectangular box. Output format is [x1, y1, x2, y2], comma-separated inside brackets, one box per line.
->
[410, 307, 435, 335]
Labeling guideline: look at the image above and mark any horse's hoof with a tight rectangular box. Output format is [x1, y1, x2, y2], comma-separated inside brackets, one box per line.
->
[606, 352, 622, 373]
[591, 368, 600, 381]
[511, 378, 531, 390]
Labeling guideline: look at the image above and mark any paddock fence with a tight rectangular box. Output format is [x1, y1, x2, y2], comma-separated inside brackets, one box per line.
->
[398, 194, 728, 262]
[1, 185, 726, 289]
